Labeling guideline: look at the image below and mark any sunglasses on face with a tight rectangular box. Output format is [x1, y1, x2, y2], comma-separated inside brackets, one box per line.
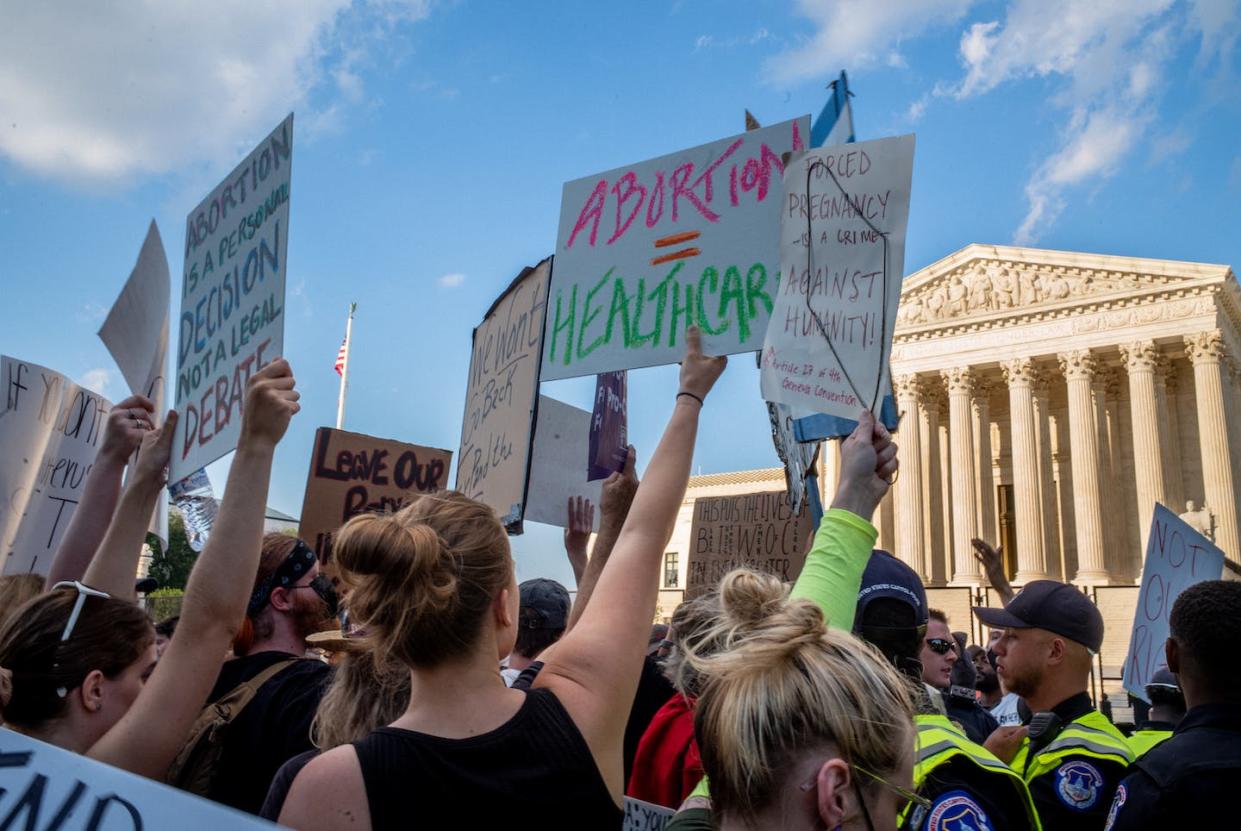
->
[925, 637, 956, 655]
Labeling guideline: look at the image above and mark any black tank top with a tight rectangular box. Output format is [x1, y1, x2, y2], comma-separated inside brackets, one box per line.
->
[353, 687, 623, 829]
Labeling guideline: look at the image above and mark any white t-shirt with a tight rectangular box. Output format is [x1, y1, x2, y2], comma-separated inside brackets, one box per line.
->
[989, 692, 1023, 726]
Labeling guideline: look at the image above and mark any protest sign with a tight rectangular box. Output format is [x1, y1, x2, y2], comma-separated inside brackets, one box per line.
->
[0, 727, 276, 829]
[100, 220, 171, 544]
[767, 400, 818, 516]
[456, 259, 550, 532]
[299, 427, 452, 561]
[542, 117, 810, 380]
[1123, 503, 1224, 702]
[588, 370, 627, 481]
[686, 489, 815, 599]
[624, 797, 676, 831]
[524, 396, 602, 532]
[1, 357, 111, 575]
[760, 135, 915, 419]
[172, 114, 293, 482]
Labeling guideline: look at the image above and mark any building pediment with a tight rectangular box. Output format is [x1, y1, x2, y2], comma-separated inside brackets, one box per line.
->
[897, 244, 1232, 331]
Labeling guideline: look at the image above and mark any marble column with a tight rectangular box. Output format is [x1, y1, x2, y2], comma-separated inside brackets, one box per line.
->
[944, 367, 982, 584]
[973, 380, 998, 545]
[1155, 356, 1184, 512]
[1032, 372, 1061, 576]
[1184, 331, 1241, 562]
[919, 382, 946, 585]
[1120, 341, 1168, 553]
[877, 490, 896, 553]
[938, 401, 955, 583]
[893, 375, 926, 576]
[1002, 358, 1049, 581]
[1059, 350, 1108, 584]
[1093, 370, 1121, 579]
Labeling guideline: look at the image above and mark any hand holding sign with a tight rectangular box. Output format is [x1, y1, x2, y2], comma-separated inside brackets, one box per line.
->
[132, 410, 178, 486]
[678, 326, 727, 404]
[100, 394, 156, 465]
[600, 445, 639, 532]
[830, 409, 899, 521]
[239, 359, 300, 449]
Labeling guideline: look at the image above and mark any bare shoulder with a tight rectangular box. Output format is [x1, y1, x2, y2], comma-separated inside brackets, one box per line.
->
[278, 745, 371, 831]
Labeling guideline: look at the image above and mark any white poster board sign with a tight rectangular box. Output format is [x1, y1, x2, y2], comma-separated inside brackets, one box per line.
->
[524, 396, 601, 532]
[760, 135, 915, 418]
[624, 797, 676, 831]
[1123, 503, 1224, 702]
[1, 357, 112, 575]
[172, 114, 293, 482]
[0, 728, 277, 829]
[100, 220, 171, 544]
[543, 117, 810, 380]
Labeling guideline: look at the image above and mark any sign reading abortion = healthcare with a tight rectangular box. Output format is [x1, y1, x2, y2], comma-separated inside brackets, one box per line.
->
[686, 489, 816, 599]
[299, 427, 452, 562]
[543, 117, 810, 380]
[173, 113, 294, 482]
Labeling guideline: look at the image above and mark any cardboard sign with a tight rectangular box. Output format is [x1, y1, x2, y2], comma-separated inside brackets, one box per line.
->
[588, 371, 627, 481]
[100, 220, 171, 544]
[456, 259, 550, 531]
[686, 489, 816, 598]
[761, 135, 915, 419]
[299, 427, 452, 561]
[624, 797, 676, 831]
[1, 357, 112, 575]
[172, 114, 293, 482]
[543, 117, 810, 380]
[1123, 503, 1224, 702]
[0, 727, 277, 829]
[524, 396, 602, 532]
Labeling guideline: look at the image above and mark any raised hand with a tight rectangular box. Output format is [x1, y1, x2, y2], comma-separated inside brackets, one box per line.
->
[239, 359, 300, 448]
[132, 410, 178, 485]
[599, 445, 638, 530]
[678, 326, 727, 404]
[564, 496, 594, 581]
[972, 537, 1014, 602]
[830, 409, 899, 521]
[98, 394, 156, 464]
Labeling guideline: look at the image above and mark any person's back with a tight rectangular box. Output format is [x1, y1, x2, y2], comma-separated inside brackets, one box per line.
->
[1124, 668, 1184, 760]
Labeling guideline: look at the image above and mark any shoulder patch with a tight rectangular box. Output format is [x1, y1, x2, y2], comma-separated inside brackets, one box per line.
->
[1055, 760, 1104, 810]
[1104, 783, 1126, 831]
[922, 789, 993, 831]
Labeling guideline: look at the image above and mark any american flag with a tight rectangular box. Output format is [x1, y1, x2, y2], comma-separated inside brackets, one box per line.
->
[334, 338, 348, 376]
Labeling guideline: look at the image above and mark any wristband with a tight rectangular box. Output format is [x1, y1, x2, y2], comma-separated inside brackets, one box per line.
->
[676, 391, 704, 406]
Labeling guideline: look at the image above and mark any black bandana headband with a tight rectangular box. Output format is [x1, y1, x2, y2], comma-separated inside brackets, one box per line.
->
[247, 539, 316, 618]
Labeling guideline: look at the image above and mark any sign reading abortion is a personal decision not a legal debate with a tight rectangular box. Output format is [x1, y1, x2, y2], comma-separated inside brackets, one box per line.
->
[543, 116, 809, 380]
[172, 114, 293, 482]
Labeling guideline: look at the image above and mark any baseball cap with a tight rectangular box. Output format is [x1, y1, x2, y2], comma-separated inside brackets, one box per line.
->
[134, 577, 159, 594]
[519, 578, 570, 630]
[972, 580, 1104, 653]
[856, 550, 928, 627]
[1146, 668, 1179, 691]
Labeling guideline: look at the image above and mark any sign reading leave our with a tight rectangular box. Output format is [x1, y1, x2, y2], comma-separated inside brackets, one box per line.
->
[543, 117, 810, 380]
[1, 357, 112, 575]
[1123, 503, 1224, 702]
[173, 114, 294, 482]
[299, 427, 452, 562]
[686, 489, 816, 599]
[456, 259, 550, 532]
[761, 134, 915, 419]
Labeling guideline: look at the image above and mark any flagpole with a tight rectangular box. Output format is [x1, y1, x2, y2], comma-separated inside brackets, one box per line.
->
[336, 302, 355, 429]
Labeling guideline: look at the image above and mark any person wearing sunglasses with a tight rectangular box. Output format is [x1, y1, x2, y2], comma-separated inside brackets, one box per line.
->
[919, 610, 959, 692]
[0, 359, 300, 782]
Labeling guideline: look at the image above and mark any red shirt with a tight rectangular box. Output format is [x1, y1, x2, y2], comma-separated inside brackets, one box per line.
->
[626, 693, 703, 808]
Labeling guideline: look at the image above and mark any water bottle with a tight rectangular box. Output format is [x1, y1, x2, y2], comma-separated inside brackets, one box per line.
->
[169, 467, 217, 552]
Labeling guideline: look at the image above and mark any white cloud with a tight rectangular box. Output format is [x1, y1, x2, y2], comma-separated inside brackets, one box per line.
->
[765, 0, 977, 84]
[76, 302, 108, 323]
[0, 1, 431, 185]
[1148, 128, 1193, 164]
[438, 272, 466, 288]
[80, 368, 114, 397]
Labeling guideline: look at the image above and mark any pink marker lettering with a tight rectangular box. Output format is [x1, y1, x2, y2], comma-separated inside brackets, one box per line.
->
[567, 179, 608, 249]
[607, 172, 646, 245]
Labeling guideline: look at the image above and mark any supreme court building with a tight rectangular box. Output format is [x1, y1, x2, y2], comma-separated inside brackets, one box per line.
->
[661, 243, 1241, 615]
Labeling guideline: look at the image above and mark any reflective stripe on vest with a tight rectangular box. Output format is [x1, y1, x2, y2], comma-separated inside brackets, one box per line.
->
[1127, 729, 1173, 759]
[911, 715, 1042, 831]
[1014, 710, 1134, 783]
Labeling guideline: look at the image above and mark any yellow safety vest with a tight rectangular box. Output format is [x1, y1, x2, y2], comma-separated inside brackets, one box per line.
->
[1010, 709, 1134, 784]
[904, 714, 1042, 831]
[1126, 728, 1173, 759]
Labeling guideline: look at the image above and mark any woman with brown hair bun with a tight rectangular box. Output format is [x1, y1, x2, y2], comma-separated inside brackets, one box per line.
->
[280, 327, 727, 830]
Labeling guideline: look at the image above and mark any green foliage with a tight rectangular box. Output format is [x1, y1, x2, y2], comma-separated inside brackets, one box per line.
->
[146, 587, 184, 622]
[146, 510, 197, 591]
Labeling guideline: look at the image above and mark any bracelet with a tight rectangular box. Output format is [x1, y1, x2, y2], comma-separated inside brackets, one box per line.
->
[676, 391, 704, 406]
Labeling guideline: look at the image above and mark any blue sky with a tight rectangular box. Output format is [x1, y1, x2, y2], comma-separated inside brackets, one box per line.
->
[2, 0, 1238, 585]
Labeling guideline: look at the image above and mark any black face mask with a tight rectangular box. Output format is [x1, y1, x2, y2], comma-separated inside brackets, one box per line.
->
[307, 573, 339, 618]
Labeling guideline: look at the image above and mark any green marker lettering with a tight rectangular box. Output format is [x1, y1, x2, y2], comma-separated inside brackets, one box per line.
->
[605, 275, 632, 348]
[577, 268, 613, 360]
[718, 265, 747, 341]
[695, 267, 729, 336]
[745, 263, 773, 323]
[669, 279, 695, 348]
[549, 285, 578, 366]
[631, 263, 679, 348]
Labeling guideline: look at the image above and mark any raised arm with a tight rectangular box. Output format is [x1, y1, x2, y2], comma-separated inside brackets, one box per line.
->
[563, 496, 594, 587]
[81, 410, 177, 598]
[538, 327, 725, 800]
[971, 538, 1014, 604]
[44, 395, 153, 588]
[566, 445, 637, 631]
[88, 360, 299, 778]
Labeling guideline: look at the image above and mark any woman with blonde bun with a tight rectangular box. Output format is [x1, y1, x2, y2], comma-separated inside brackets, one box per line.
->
[280, 328, 727, 831]
[680, 569, 918, 831]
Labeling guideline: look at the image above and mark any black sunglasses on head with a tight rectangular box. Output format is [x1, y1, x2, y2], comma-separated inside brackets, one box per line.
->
[925, 637, 956, 655]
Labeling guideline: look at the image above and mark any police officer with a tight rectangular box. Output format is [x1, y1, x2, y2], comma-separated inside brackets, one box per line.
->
[855, 552, 1040, 831]
[1125, 668, 1183, 759]
[1105, 580, 1241, 829]
[973, 581, 1133, 830]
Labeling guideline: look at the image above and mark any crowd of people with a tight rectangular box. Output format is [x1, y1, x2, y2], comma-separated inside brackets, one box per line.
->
[1, 327, 1238, 829]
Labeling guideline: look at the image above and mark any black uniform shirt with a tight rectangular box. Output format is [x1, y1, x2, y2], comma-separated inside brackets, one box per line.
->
[1105, 702, 1241, 830]
[907, 755, 1035, 831]
[1024, 693, 1129, 831]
